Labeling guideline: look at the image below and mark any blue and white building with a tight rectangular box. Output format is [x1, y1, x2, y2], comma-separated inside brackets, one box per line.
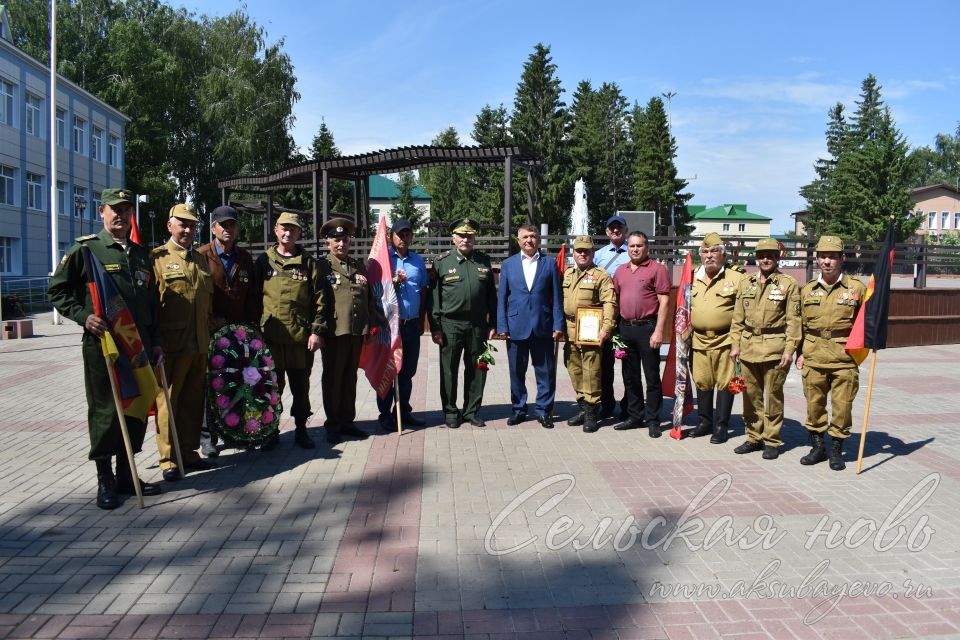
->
[0, 5, 127, 279]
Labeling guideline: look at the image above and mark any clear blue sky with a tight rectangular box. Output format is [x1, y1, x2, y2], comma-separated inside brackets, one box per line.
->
[183, 0, 959, 234]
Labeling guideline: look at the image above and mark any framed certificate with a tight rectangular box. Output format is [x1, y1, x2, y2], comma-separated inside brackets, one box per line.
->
[575, 307, 603, 345]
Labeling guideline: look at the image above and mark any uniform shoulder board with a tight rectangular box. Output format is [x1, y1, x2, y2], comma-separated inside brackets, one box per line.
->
[731, 264, 746, 273]
[76, 234, 98, 242]
[151, 245, 167, 256]
[564, 266, 575, 275]
[436, 250, 451, 260]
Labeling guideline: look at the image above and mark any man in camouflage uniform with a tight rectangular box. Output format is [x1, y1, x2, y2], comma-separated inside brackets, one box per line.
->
[729, 238, 801, 460]
[796, 236, 866, 471]
[48, 188, 163, 509]
[256, 212, 325, 450]
[152, 203, 214, 481]
[318, 217, 377, 445]
[689, 232, 746, 443]
[562, 236, 618, 433]
[429, 218, 497, 428]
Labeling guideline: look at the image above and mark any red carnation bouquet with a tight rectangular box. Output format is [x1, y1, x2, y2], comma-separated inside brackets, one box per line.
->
[476, 341, 497, 371]
[727, 362, 747, 394]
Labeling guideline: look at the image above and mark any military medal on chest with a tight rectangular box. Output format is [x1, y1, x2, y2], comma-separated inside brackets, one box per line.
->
[768, 284, 785, 301]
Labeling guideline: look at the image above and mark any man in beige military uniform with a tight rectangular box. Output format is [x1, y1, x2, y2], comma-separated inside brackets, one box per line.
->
[562, 236, 618, 433]
[152, 203, 214, 481]
[319, 217, 378, 445]
[796, 236, 866, 471]
[255, 212, 325, 450]
[729, 238, 801, 459]
[690, 232, 746, 443]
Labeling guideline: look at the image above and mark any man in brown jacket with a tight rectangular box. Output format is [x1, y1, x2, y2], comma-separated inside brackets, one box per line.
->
[196, 205, 259, 457]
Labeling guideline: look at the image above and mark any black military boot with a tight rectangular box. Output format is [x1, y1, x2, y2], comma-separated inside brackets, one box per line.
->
[582, 403, 600, 433]
[828, 437, 846, 471]
[690, 390, 713, 438]
[711, 390, 734, 444]
[294, 420, 316, 449]
[567, 400, 586, 427]
[115, 455, 162, 496]
[95, 459, 118, 510]
[800, 433, 828, 466]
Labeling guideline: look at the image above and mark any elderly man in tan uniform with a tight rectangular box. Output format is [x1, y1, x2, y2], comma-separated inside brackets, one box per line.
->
[319, 217, 377, 445]
[796, 236, 865, 471]
[689, 232, 746, 443]
[562, 236, 618, 433]
[729, 238, 801, 459]
[152, 203, 214, 481]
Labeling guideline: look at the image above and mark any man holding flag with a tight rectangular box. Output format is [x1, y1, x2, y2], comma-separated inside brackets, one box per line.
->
[49, 188, 163, 509]
[796, 236, 866, 471]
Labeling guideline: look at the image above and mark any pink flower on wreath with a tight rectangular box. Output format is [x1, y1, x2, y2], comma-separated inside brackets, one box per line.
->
[262, 355, 273, 367]
[215, 395, 230, 409]
[261, 411, 274, 424]
[244, 419, 259, 433]
[614, 348, 627, 359]
[211, 354, 226, 369]
[224, 413, 240, 427]
[250, 339, 263, 351]
[242, 367, 262, 385]
[216, 336, 231, 349]
[211, 375, 225, 391]
[234, 327, 248, 340]
[269, 392, 279, 406]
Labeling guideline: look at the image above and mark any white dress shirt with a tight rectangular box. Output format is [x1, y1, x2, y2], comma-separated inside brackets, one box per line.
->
[521, 251, 540, 291]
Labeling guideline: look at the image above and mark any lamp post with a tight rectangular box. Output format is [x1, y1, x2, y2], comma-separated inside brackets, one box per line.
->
[149, 210, 156, 247]
[136, 194, 150, 241]
[75, 196, 87, 237]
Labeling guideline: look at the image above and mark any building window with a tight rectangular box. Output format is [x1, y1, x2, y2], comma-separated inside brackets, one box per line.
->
[0, 79, 13, 126]
[73, 116, 86, 155]
[25, 93, 42, 136]
[928, 212, 937, 229]
[57, 181, 66, 215]
[73, 185, 88, 218]
[92, 191, 102, 218]
[722, 223, 730, 231]
[943, 212, 950, 230]
[91, 126, 103, 162]
[108, 134, 120, 167]
[0, 237, 15, 274]
[26, 172, 43, 210]
[955, 213, 960, 230]
[56, 109, 66, 146]
[0, 165, 15, 205]
[738, 223, 746, 232]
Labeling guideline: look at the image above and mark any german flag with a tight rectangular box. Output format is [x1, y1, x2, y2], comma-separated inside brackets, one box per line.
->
[846, 221, 895, 365]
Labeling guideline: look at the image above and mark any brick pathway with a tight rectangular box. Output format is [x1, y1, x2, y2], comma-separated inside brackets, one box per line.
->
[1, 313, 959, 638]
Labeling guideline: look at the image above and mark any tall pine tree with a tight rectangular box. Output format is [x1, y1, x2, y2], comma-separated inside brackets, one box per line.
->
[799, 103, 846, 235]
[420, 127, 466, 221]
[466, 104, 516, 226]
[631, 97, 692, 235]
[309, 120, 353, 214]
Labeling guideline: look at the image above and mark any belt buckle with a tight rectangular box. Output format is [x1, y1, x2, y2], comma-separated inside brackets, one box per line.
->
[705, 330, 716, 338]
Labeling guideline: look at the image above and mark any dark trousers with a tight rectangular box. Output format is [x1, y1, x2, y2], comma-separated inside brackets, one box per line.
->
[438, 320, 487, 420]
[82, 335, 147, 460]
[275, 349, 315, 424]
[507, 336, 556, 417]
[620, 320, 663, 424]
[376, 321, 422, 418]
[321, 335, 362, 430]
[601, 340, 626, 412]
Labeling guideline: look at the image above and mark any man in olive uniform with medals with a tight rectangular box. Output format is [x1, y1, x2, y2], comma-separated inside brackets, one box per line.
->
[689, 232, 746, 443]
[562, 236, 618, 433]
[796, 236, 866, 471]
[430, 218, 497, 428]
[729, 238, 801, 459]
[256, 212, 325, 450]
[318, 217, 376, 445]
[49, 188, 163, 509]
[196, 205, 259, 457]
[152, 203, 214, 481]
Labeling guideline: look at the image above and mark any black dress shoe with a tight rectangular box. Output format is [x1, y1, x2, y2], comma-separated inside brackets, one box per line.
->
[379, 415, 394, 433]
[467, 417, 486, 428]
[116, 478, 162, 496]
[613, 419, 641, 431]
[326, 429, 342, 444]
[96, 476, 118, 510]
[401, 414, 425, 427]
[294, 427, 316, 449]
[647, 422, 662, 438]
[162, 468, 181, 482]
[537, 415, 554, 429]
[444, 417, 461, 429]
[762, 445, 780, 460]
[340, 424, 370, 439]
[506, 413, 527, 426]
[734, 440, 764, 455]
[185, 459, 214, 471]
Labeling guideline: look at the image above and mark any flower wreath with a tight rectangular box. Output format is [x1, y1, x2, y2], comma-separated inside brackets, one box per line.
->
[206, 323, 282, 447]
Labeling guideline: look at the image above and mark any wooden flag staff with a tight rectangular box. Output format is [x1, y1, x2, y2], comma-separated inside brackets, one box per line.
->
[157, 362, 185, 479]
[102, 341, 144, 509]
[855, 350, 879, 474]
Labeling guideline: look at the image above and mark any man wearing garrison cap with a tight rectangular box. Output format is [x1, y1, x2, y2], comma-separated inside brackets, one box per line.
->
[795, 235, 865, 471]
[728, 237, 801, 460]
[689, 232, 746, 443]
[429, 218, 497, 428]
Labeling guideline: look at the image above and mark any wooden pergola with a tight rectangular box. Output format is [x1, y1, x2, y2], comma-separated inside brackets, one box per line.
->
[216, 145, 541, 247]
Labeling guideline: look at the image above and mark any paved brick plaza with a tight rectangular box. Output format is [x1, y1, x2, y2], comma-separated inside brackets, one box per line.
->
[1, 313, 959, 639]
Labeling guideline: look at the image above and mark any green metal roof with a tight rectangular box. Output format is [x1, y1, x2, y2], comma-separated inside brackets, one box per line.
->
[368, 175, 432, 201]
[691, 204, 771, 222]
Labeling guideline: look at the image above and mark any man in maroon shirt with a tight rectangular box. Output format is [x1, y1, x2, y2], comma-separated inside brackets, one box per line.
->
[612, 232, 671, 437]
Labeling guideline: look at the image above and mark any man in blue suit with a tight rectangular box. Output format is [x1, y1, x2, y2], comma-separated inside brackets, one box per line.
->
[496, 224, 565, 428]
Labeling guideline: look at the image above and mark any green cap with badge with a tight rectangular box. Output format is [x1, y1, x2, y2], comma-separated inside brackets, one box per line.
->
[276, 211, 302, 228]
[450, 218, 480, 235]
[101, 188, 134, 207]
[702, 232, 724, 248]
[816, 235, 844, 252]
[756, 237, 780, 252]
[169, 203, 198, 221]
[320, 217, 355, 238]
[573, 235, 594, 250]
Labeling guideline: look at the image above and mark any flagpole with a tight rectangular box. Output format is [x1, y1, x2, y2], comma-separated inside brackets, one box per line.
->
[855, 349, 879, 474]
[103, 340, 145, 508]
[395, 384, 402, 434]
[157, 362, 185, 479]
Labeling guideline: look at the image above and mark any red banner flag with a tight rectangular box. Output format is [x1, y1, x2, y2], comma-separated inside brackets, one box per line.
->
[662, 251, 694, 439]
[846, 222, 895, 365]
[359, 217, 403, 399]
[129, 211, 143, 246]
[555, 239, 566, 274]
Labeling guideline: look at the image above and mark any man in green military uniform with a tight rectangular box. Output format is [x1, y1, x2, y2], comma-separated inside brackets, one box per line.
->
[152, 203, 214, 481]
[796, 236, 866, 471]
[49, 188, 164, 509]
[256, 212, 326, 450]
[318, 217, 377, 444]
[561, 236, 618, 433]
[689, 232, 747, 443]
[430, 218, 497, 428]
[729, 238, 801, 460]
